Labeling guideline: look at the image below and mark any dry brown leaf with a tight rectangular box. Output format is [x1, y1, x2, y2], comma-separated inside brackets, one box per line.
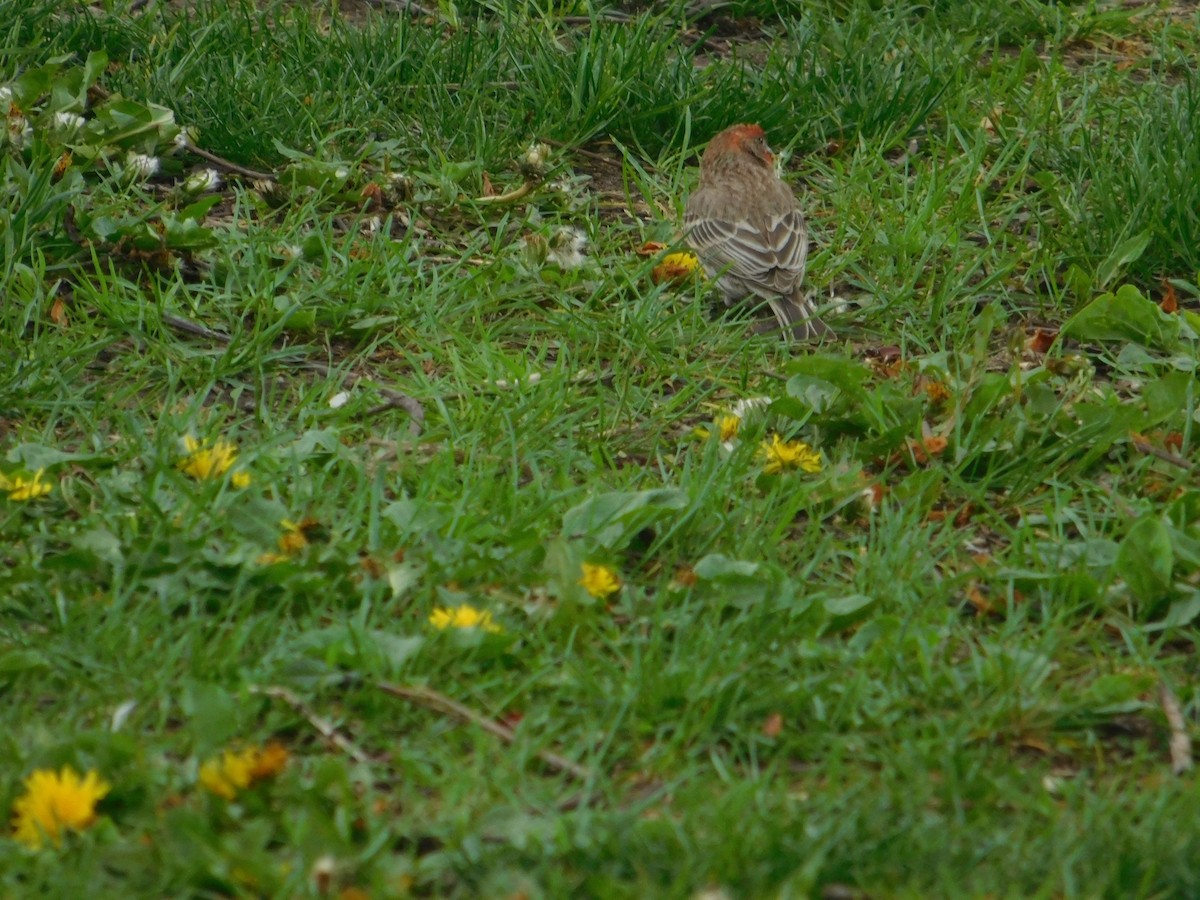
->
[966, 584, 1001, 617]
[49, 296, 68, 327]
[673, 564, 699, 588]
[1160, 281, 1178, 314]
[358, 555, 385, 578]
[908, 434, 948, 465]
[761, 713, 784, 738]
[359, 182, 384, 212]
[1025, 327, 1058, 354]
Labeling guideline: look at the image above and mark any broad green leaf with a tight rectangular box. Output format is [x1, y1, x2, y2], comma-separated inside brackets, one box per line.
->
[1096, 230, 1150, 289]
[1156, 591, 1200, 629]
[561, 488, 688, 550]
[785, 355, 873, 404]
[1143, 371, 1194, 424]
[7, 442, 104, 468]
[692, 553, 795, 608]
[1063, 284, 1180, 350]
[1114, 515, 1174, 608]
[1075, 672, 1152, 715]
[177, 194, 222, 222]
[82, 50, 108, 91]
[693, 554, 762, 580]
[0, 648, 50, 677]
[823, 593, 875, 616]
[179, 681, 240, 752]
[822, 593, 877, 626]
[288, 625, 423, 676]
[73, 527, 124, 566]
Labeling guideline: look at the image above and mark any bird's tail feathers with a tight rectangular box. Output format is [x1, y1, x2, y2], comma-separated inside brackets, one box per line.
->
[763, 295, 832, 342]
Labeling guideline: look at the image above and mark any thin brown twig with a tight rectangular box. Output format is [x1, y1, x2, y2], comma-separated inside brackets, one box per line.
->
[180, 140, 276, 182]
[1130, 434, 1194, 471]
[295, 360, 425, 433]
[155, 314, 426, 433]
[1159, 680, 1194, 776]
[543, 138, 624, 168]
[362, 0, 437, 17]
[161, 313, 229, 343]
[393, 81, 521, 92]
[377, 681, 594, 782]
[251, 685, 373, 764]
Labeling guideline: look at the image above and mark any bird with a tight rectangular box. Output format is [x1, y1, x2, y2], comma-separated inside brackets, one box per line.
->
[684, 123, 831, 341]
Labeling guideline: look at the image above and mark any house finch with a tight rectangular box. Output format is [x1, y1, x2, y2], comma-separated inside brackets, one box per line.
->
[684, 123, 831, 341]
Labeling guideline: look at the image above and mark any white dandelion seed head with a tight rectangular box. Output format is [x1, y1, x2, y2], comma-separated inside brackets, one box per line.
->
[728, 396, 771, 420]
[547, 226, 588, 270]
[183, 167, 222, 194]
[5, 113, 31, 149]
[172, 127, 197, 152]
[125, 152, 160, 180]
[521, 141, 551, 176]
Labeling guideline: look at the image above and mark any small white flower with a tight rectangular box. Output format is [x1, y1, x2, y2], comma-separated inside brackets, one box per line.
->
[0, 86, 12, 112]
[182, 167, 222, 194]
[275, 244, 303, 261]
[495, 372, 542, 390]
[124, 152, 160, 181]
[547, 227, 587, 270]
[328, 391, 350, 409]
[50, 111, 87, 136]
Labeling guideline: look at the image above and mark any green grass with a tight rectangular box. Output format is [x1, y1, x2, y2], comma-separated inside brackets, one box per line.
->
[3, 0, 1200, 896]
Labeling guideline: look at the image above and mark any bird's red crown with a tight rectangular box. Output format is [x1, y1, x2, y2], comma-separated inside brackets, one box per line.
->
[703, 123, 773, 168]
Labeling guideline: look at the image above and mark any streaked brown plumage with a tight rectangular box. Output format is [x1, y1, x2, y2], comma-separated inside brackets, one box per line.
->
[684, 123, 831, 341]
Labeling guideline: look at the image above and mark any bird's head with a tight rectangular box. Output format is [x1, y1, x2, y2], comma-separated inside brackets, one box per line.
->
[703, 123, 774, 169]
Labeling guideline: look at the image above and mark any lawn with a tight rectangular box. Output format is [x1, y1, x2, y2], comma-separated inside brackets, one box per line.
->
[2, 0, 1200, 896]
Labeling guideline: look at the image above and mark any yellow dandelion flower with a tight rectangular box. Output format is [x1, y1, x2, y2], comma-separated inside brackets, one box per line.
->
[652, 252, 702, 286]
[258, 519, 317, 564]
[277, 520, 309, 555]
[428, 604, 502, 634]
[1, 469, 52, 501]
[760, 434, 823, 475]
[198, 748, 257, 800]
[178, 435, 249, 486]
[578, 562, 621, 599]
[716, 415, 741, 443]
[248, 743, 289, 780]
[11, 766, 110, 849]
[198, 743, 288, 800]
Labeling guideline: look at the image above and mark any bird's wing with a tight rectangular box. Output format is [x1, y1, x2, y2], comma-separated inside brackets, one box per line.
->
[684, 208, 808, 296]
